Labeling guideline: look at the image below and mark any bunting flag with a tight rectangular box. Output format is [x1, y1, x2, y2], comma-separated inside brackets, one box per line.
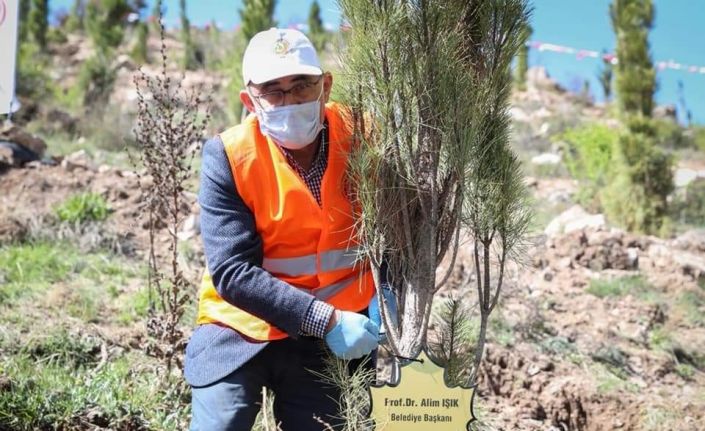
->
[529, 40, 705, 75]
[0, 0, 19, 114]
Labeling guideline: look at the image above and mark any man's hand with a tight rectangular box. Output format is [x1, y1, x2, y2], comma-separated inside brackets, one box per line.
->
[324, 311, 379, 359]
[368, 286, 398, 342]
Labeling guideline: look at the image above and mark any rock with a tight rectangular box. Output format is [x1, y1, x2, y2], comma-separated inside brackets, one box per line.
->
[177, 214, 200, 241]
[0, 124, 46, 158]
[0, 144, 15, 166]
[626, 247, 639, 269]
[671, 250, 705, 281]
[674, 168, 702, 188]
[527, 67, 562, 92]
[673, 229, 705, 253]
[61, 149, 96, 172]
[115, 54, 136, 71]
[531, 152, 561, 165]
[510, 107, 530, 122]
[545, 205, 605, 236]
[0, 218, 27, 243]
[0, 141, 41, 166]
[527, 363, 541, 377]
[44, 108, 78, 134]
[653, 104, 677, 121]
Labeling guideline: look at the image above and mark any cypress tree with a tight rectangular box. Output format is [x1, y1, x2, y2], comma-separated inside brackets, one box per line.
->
[28, 0, 48, 50]
[85, 0, 131, 52]
[239, 0, 277, 42]
[18, 0, 31, 43]
[65, 0, 85, 32]
[598, 50, 613, 101]
[514, 23, 532, 90]
[81, 0, 130, 107]
[606, 0, 673, 234]
[180, 0, 199, 70]
[131, 21, 149, 64]
[150, 0, 162, 33]
[307, 0, 325, 51]
[229, 0, 276, 122]
[610, 0, 656, 117]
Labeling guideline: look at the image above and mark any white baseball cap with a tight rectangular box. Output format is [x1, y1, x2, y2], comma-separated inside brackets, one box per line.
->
[242, 28, 323, 85]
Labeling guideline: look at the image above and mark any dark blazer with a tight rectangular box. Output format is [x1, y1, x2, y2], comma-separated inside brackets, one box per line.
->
[184, 136, 318, 387]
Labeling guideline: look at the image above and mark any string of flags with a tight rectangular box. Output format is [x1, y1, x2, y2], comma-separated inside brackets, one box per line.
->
[529, 40, 705, 75]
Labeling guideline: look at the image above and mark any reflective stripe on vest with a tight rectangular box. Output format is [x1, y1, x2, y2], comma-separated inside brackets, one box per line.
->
[263, 246, 362, 276]
[195, 103, 375, 341]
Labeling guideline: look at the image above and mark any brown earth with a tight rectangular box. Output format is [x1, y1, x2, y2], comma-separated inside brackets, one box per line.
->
[2, 156, 704, 431]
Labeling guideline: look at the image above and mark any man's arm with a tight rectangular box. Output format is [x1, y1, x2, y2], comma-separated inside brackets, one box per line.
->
[199, 136, 333, 338]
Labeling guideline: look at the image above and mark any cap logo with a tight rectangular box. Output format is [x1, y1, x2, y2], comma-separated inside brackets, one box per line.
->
[273, 34, 290, 57]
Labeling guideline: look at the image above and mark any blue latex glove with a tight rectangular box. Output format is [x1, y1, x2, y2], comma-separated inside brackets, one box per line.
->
[368, 286, 398, 343]
[325, 311, 379, 359]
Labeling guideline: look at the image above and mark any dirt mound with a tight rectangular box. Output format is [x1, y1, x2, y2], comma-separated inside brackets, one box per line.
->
[0, 155, 202, 273]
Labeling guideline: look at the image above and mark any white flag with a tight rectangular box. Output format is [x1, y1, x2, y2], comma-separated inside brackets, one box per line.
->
[0, 0, 19, 115]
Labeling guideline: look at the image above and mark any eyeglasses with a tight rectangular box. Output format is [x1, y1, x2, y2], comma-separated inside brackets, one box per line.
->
[249, 75, 323, 108]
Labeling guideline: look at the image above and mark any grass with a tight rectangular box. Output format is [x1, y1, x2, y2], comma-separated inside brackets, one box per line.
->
[640, 406, 680, 431]
[0, 242, 78, 304]
[592, 363, 639, 395]
[0, 219, 190, 430]
[55, 192, 111, 224]
[0, 241, 144, 325]
[675, 290, 705, 327]
[0, 352, 190, 430]
[674, 363, 696, 380]
[118, 287, 151, 325]
[489, 314, 515, 347]
[586, 275, 653, 299]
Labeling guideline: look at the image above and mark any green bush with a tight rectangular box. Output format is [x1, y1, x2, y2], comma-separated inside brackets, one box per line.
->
[54, 192, 110, 224]
[651, 118, 688, 149]
[557, 123, 619, 208]
[77, 54, 117, 108]
[16, 42, 53, 100]
[603, 117, 674, 234]
[587, 275, 651, 298]
[671, 178, 705, 227]
[690, 126, 705, 153]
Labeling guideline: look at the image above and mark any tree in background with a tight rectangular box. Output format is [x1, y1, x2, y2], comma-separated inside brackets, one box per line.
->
[130, 1, 149, 65]
[228, 0, 277, 122]
[307, 0, 326, 51]
[18, 0, 31, 43]
[607, 0, 673, 234]
[239, 0, 277, 41]
[150, 0, 162, 33]
[610, 0, 656, 117]
[28, 0, 49, 51]
[598, 50, 613, 101]
[65, 0, 85, 32]
[81, 0, 131, 108]
[340, 0, 531, 380]
[85, 0, 131, 52]
[179, 0, 199, 70]
[514, 22, 532, 91]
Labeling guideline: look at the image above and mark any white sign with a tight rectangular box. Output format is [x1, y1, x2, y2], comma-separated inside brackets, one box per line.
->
[0, 0, 19, 114]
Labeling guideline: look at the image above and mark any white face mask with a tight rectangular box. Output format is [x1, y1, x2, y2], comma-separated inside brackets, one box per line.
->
[252, 88, 324, 150]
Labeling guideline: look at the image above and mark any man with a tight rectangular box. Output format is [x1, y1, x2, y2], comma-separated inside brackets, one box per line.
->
[184, 28, 381, 430]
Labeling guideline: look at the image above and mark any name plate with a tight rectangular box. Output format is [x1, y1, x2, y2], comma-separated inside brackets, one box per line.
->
[370, 351, 476, 430]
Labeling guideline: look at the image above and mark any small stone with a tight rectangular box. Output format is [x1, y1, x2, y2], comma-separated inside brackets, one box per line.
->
[543, 270, 554, 281]
[527, 363, 540, 377]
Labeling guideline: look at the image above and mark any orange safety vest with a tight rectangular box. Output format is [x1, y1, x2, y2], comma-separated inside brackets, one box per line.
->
[196, 102, 376, 341]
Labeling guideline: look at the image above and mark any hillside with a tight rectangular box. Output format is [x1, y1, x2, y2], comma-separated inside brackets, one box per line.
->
[1, 28, 705, 431]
